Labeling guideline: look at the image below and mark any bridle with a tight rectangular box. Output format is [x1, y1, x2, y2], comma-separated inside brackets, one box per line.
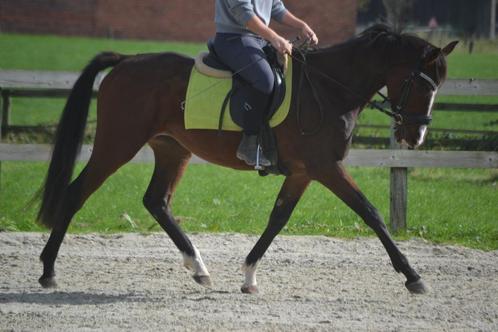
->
[375, 67, 438, 126]
[291, 42, 440, 135]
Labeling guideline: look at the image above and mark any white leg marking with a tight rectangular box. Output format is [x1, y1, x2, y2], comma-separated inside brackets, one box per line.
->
[182, 246, 210, 277]
[242, 262, 259, 288]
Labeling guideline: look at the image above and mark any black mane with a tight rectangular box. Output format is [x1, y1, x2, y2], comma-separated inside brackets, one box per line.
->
[311, 24, 435, 58]
[363, 24, 435, 52]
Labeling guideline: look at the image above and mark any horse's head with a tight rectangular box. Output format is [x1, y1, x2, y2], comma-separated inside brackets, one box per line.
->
[384, 38, 458, 148]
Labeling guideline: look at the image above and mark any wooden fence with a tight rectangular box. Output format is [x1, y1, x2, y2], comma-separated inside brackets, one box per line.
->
[2, 70, 498, 135]
[1, 70, 498, 231]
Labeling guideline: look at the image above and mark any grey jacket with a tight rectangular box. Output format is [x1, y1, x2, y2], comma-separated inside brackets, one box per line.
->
[215, 0, 287, 34]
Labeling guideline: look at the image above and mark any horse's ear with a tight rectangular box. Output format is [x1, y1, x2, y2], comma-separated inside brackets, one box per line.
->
[423, 47, 442, 65]
[442, 41, 459, 56]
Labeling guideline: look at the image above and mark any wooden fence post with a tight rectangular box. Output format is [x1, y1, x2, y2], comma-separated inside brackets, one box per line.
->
[491, 0, 497, 40]
[390, 167, 408, 232]
[389, 123, 408, 233]
[1, 90, 10, 138]
[0, 89, 5, 190]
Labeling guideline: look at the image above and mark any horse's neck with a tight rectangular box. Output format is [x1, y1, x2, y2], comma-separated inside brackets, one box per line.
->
[307, 44, 387, 110]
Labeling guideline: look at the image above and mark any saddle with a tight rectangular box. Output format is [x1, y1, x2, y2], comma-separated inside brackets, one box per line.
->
[197, 40, 288, 128]
[194, 39, 289, 176]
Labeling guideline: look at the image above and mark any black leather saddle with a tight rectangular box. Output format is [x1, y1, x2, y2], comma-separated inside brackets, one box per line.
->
[196, 39, 289, 176]
[201, 39, 287, 130]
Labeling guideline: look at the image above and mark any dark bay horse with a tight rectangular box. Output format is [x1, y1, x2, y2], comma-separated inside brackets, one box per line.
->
[36, 25, 457, 294]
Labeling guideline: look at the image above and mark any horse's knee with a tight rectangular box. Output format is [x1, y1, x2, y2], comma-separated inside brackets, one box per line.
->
[361, 205, 387, 230]
[143, 195, 168, 217]
[364, 217, 386, 230]
[269, 200, 297, 228]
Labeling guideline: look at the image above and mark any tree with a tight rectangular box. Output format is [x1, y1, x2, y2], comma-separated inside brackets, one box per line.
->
[382, 0, 414, 32]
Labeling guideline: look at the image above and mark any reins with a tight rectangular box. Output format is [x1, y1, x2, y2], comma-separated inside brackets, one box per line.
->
[290, 44, 398, 135]
[289, 39, 438, 135]
[293, 47, 325, 136]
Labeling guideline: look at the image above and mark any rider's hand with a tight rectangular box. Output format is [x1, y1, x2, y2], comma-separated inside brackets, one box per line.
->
[300, 24, 319, 45]
[269, 34, 293, 55]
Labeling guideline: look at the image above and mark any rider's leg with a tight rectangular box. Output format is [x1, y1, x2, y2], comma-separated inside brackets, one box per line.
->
[213, 33, 274, 166]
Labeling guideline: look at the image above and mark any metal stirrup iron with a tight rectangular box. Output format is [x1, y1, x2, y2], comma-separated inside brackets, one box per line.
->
[254, 144, 264, 171]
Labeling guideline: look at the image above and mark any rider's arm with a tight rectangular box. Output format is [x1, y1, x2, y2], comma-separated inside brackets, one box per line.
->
[279, 11, 319, 44]
[222, 0, 292, 54]
[245, 16, 292, 54]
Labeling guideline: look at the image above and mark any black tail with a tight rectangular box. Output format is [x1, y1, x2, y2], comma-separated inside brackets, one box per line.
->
[36, 52, 127, 228]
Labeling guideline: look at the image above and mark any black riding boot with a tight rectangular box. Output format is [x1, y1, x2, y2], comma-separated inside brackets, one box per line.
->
[236, 134, 271, 167]
[235, 88, 271, 168]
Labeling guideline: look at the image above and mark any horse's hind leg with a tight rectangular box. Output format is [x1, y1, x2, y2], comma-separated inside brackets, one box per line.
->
[241, 173, 310, 293]
[39, 166, 91, 288]
[39, 139, 146, 288]
[143, 136, 211, 286]
[311, 162, 427, 294]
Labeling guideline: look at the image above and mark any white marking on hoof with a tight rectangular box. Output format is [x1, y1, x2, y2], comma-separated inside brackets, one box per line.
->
[241, 262, 258, 292]
[182, 246, 210, 278]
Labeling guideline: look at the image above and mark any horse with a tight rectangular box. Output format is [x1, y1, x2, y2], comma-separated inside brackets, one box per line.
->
[35, 25, 458, 294]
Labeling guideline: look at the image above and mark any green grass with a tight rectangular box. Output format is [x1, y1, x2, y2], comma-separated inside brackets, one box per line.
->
[1, 33, 498, 77]
[359, 106, 498, 131]
[7, 98, 98, 129]
[0, 33, 204, 71]
[1, 162, 497, 250]
[446, 53, 498, 79]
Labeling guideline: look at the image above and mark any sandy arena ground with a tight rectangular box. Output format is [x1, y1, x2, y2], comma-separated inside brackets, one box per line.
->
[0, 232, 497, 331]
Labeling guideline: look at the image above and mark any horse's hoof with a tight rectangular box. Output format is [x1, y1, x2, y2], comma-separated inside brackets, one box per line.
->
[405, 279, 428, 294]
[39, 276, 57, 288]
[241, 285, 259, 294]
[193, 275, 212, 287]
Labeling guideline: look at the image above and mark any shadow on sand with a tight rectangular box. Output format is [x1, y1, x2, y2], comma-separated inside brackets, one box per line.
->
[0, 291, 160, 305]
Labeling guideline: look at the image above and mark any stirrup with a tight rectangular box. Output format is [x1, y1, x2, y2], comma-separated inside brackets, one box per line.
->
[254, 144, 265, 171]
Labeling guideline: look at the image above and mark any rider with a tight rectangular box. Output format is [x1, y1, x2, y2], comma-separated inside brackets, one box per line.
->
[213, 0, 318, 167]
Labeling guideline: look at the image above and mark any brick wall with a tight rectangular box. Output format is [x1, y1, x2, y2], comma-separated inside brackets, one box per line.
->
[0, 0, 97, 36]
[0, 0, 357, 45]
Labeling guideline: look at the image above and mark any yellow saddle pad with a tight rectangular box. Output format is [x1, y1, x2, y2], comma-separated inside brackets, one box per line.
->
[184, 60, 293, 131]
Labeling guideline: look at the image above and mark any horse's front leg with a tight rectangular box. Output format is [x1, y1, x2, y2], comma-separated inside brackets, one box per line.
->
[242, 173, 310, 294]
[310, 161, 427, 294]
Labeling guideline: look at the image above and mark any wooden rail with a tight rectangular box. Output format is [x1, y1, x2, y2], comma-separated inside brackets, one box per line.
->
[1, 70, 498, 138]
[2, 70, 498, 95]
[1, 143, 497, 168]
[1, 70, 498, 232]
